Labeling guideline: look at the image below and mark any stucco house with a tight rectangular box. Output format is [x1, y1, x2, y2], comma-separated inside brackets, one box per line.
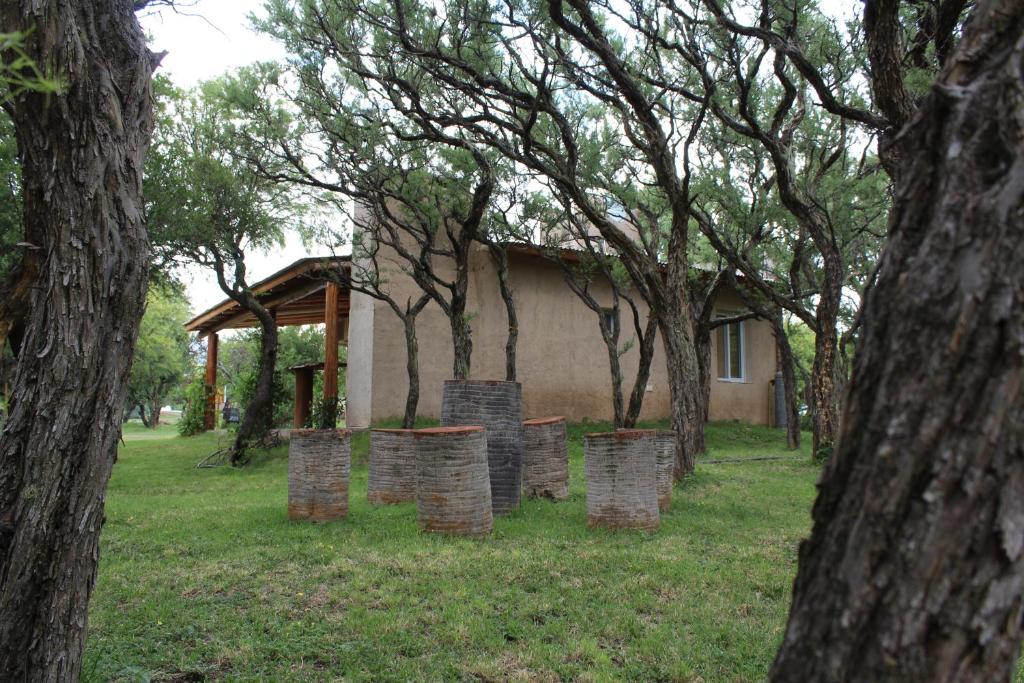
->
[185, 241, 779, 430]
[345, 240, 777, 428]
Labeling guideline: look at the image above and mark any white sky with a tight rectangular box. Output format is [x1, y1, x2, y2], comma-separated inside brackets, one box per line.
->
[141, 1, 319, 316]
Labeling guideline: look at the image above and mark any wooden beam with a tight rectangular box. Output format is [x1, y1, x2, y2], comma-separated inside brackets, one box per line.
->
[214, 280, 327, 331]
[323, 283, 340, 426]
[293, 367, 314, 428]
[204, 332, 218, 431]
[183, 256, 350, 333]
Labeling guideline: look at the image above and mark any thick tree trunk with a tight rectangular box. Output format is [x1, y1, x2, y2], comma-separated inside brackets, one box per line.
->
[809, 263, 843, 460]
[771, 3, 1024, 680]
[232, 310, 278, 465]
[658, 300, 705, 479]
[450, 312, 472, 381]
[149, 402, 161, 428]
[0, 2, 154, 679]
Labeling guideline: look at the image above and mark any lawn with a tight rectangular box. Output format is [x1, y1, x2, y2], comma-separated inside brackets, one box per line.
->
[84, 420, 818, 682]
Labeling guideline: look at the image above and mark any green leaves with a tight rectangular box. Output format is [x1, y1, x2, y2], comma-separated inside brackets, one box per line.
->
[0, 30, 63, 100]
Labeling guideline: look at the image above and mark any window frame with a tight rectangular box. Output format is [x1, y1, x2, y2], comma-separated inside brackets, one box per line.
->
[601, 307, 619, 339]
[717, 315, 747, 383]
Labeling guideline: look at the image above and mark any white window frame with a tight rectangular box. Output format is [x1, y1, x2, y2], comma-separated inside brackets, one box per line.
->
[718, 316, 747, 383]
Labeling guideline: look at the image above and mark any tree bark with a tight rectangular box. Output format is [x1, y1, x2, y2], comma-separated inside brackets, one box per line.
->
[448, 239, 473, 381]
[0, 1, 154, 679]
[401, 312, 421, 429]
[623, 311, 659, 428]
[600, 313, 626, 429]
[658, 297, 705, 479]
[771, 3, 1024, 679]
[809, 256, 843, 460]
[489, 244, 518, 382]
[232, 309, 278, 464]
[771, 312, 801, 451]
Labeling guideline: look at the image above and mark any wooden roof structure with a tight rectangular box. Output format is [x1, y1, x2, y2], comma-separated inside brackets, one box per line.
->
[185, 256, 351, 335]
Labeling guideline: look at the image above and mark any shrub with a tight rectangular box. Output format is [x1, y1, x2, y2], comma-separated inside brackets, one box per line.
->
[178, 374, 208, 436]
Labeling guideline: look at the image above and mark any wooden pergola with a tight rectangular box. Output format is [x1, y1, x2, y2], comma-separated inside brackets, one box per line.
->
[184, 256, 351, 430]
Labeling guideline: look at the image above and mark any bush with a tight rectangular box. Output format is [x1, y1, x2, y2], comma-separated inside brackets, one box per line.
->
[178, 374, 208, 436]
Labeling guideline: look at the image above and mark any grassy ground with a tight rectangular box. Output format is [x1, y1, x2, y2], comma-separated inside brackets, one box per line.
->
[83, 420, 817, 682]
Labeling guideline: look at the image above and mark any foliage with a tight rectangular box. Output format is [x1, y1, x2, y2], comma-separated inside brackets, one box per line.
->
[177, 373, 208, 437]
[218, 326, 344, 429]
[0, 31, 63, 99]
[0, 112, 20, 282]
[126, 285, 192, 427]
[85, 421, 816, 681]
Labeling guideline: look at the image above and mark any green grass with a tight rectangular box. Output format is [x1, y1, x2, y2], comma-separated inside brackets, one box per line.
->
[84, 421, 818, 682]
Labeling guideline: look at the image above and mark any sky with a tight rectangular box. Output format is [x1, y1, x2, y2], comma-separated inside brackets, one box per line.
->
[140, 1, 321, 315]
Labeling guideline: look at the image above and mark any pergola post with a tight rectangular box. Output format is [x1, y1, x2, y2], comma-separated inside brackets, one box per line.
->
[293, 367, 315, 428]
[204, 332, 219, 431]
[322, 283, 340, 427]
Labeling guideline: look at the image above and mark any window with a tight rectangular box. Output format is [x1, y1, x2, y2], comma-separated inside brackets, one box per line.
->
[717, 317, 745, 381]
[601, 308, 619, 338]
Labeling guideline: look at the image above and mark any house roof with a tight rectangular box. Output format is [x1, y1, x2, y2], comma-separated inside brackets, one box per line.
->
[184, 255, 351, 335]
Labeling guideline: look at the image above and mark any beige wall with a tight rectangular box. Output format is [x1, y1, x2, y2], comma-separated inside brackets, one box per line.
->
[345, 238, 776, 427]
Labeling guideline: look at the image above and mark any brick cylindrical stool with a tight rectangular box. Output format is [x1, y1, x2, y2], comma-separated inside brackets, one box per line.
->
[523, 416, 569, 500]
[441, 380, 523, 515]
[617, 429, 676, 512]
[288, 428, 351, 522]
[413, 426, 493, 536]
[584, 431, 659, 530]
[368, 429, 417, 505]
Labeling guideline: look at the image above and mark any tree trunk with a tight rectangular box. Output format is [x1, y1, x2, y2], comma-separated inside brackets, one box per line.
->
[693, 321, 713, 425]
[0, 2, 154, 679]
[232, 310, 278, 464]
[658, 299, 705, 479]
[401, 313, 421, 429]
[600, 320, 626, 429]
[149, 402, 161, 428]
[489, 245, 518, 382]
[623, 313, 659, 428]
[771, 3, 1024, 680]
[449, 239, 473, 381]
[771, 312, 801, 451]
[138, 404, 151, 429]
[809, 258, 843, 460]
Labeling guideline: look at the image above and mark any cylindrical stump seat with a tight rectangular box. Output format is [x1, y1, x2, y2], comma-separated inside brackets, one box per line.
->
[288, 428, 351, 522]
[414, 426, 493, 536]
[584, 431, 659, 530]
[368, 429, 417, 504]
[523, 416, 569, 500]
[441, 380, 524, 515]
[653, 431, 676, 512]
[617, 429, 676, 512]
